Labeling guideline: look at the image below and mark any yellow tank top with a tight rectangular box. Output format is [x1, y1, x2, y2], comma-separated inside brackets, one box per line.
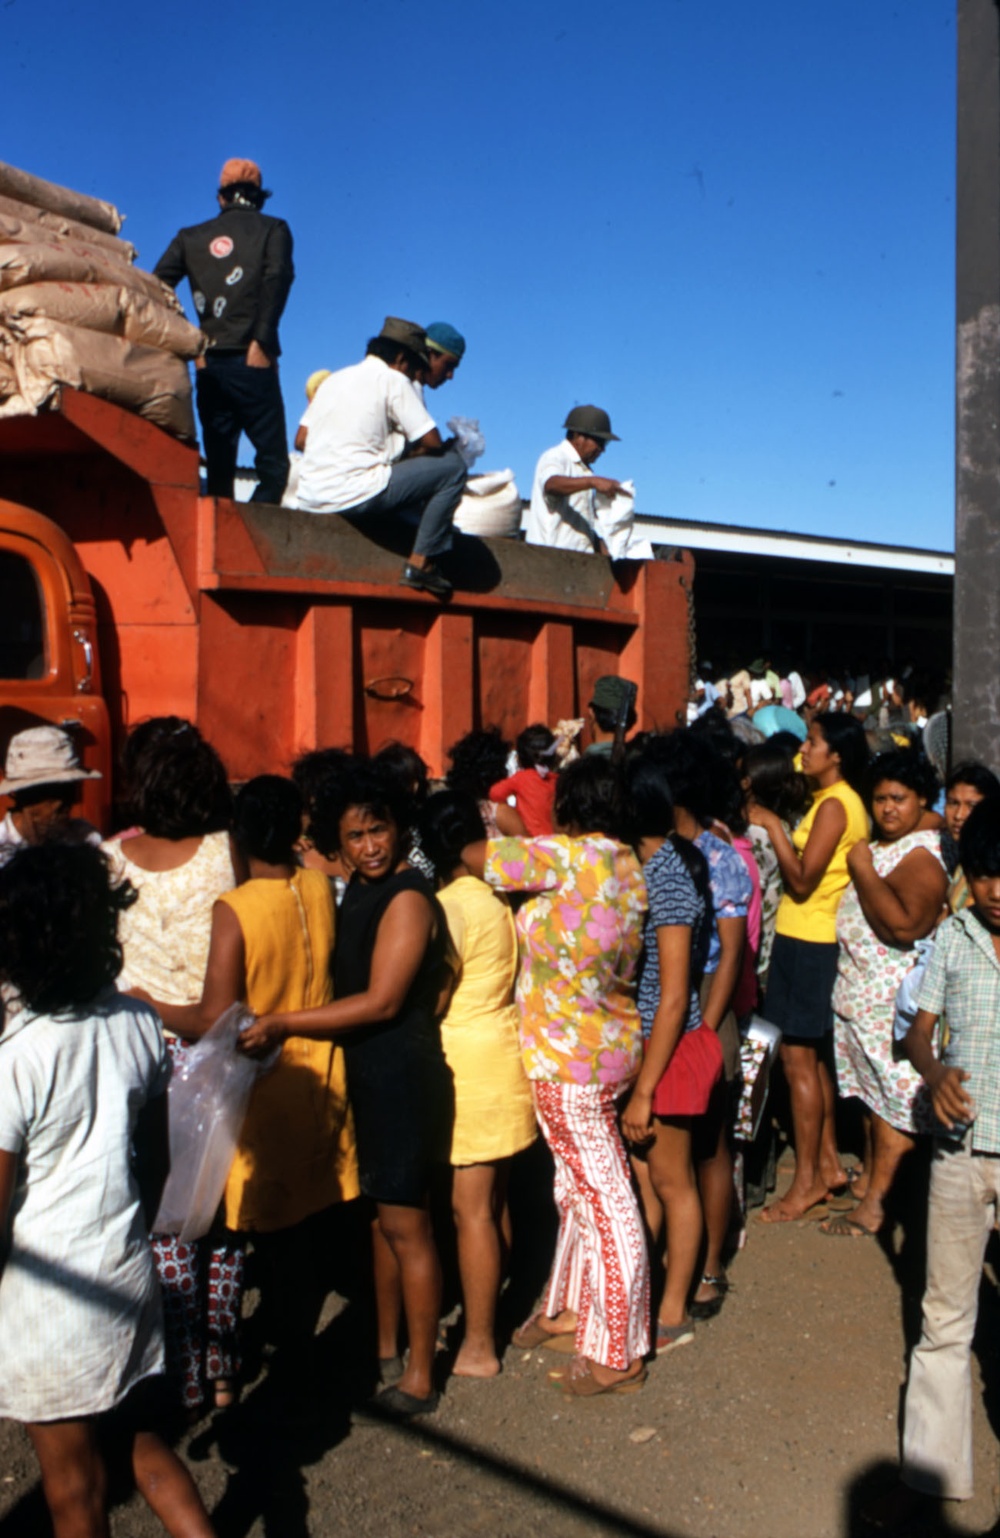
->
[775, 780, 869, 944]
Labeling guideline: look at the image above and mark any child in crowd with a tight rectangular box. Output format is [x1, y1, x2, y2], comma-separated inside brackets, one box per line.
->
[488, 723, 558, 836]
[871, 797, 1000, 1527]
[0, 844, 215, 1538]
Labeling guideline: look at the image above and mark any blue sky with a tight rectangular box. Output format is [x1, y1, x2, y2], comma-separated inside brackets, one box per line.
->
[3, 0, 955, 548]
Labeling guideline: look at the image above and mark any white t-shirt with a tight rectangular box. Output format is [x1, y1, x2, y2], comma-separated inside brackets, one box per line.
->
[296, 355, 436, 513]
[0, 991, 169, 1420]
[523, 439, 598, 553]
[786, 670, 806, 709]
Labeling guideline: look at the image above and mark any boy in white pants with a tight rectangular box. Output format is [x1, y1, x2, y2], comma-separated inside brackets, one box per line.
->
[867, 795, 1000, 1529]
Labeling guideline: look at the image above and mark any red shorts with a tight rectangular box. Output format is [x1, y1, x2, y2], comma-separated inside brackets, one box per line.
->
[647, 1023, 724, 1118]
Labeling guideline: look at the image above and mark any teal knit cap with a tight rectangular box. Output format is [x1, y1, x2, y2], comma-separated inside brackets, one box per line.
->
[425, 321, 466, 359]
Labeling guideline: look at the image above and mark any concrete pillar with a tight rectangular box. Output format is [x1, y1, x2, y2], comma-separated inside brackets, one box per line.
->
[954, 0, 1000, 761]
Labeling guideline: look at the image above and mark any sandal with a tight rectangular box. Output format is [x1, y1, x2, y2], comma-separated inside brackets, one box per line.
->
[689, 1275, 728, 1322]
[511, 1312, 577, 1353]
[551, 1358, 647, 1398]
[655, 1318, 695, 1355]
[820, 1214, 878, 1239]
[374, 1384, 440, 1418]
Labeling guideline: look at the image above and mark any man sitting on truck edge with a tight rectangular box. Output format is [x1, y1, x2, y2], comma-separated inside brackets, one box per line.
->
[524, 405, 625, 553]
[294, 317, 467, 599]
[154, 157, 294, 505]
[422, 322, 465, 391]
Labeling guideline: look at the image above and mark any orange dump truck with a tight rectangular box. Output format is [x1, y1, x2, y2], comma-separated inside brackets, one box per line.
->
[0, 388, 694, 830]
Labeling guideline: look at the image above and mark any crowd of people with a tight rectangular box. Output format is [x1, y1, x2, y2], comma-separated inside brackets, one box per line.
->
[1, 667, 1000, 1534]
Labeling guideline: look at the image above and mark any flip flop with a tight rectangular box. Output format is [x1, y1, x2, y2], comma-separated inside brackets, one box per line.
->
[374, 1384, 441, 1418]
[511, 1313, 577, 1353]
[550, 1359, 647, 1397]
[820, 1214, 878, 1239]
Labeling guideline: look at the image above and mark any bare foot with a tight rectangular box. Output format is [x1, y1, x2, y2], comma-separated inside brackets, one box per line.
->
[543, 1309, 578, 1334]
[759, 1181, 829, 1223]
[837, 1194, 882, 1235]
[453, 1344, 501, 1379]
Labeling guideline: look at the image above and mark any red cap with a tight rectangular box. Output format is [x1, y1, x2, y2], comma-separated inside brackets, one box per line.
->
[219, 158, 262, 189]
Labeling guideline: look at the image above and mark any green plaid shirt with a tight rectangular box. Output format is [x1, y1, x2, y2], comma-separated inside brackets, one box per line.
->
[917, 909, 1000, 1155]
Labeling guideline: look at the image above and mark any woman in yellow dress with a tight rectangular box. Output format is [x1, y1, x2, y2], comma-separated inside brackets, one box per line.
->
[149, 775, 357, 1386]
[419, 790, 536, 1378]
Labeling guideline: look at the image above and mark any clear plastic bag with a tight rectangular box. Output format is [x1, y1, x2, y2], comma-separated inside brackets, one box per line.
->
[447, 414, 486, 468]
[152, 1003, 279, 1242]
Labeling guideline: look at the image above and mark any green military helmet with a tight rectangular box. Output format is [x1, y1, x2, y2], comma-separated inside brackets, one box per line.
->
[563, 405, 620, 442]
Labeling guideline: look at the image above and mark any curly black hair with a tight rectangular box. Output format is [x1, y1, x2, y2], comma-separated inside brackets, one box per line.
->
[554, 755, 622, 838]
[0, 843, 136, 1017]
[516, 723, 557, 770]
[290, 747, 352, 813]
[234, 776, 302, 866]
[946, 761, 1000, 802]
[446, 728, 510, 799]
[865, 749, 941, 810]
[742, 741, 811, 825]
[637, 731, 717, 824]
[310, 758, 409, 858]
[121, 717, 232, 840]
[418, 789, 486, 880]
[373, 742, 430, 808]
[960, 797, 1000, 879]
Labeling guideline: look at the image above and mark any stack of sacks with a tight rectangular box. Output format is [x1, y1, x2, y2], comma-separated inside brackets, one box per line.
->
[0, 161, 204, 440]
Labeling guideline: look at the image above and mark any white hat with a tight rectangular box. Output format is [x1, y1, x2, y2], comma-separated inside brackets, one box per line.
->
[0, 726, 102, 797]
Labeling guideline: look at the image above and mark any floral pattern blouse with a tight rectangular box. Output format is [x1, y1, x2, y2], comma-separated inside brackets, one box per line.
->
[483, 835, 648, 1087]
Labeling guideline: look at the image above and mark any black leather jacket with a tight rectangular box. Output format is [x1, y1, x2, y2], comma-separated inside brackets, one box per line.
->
[154, 203, 294, 357]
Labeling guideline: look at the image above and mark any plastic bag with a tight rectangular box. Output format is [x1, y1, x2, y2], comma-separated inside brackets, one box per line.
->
[447, 415, 485, 469]
[893, 937, 936, 1042]
[735, 1014, 782, 1142]
[152, 1003, 279, 1241]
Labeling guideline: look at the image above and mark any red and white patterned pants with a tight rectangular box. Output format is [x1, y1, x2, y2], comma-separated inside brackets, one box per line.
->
[533, 1080, 650, 1369]
[152, 1233, 245, 1411]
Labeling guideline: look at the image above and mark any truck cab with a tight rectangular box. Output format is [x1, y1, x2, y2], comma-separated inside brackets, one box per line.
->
[0, 499, 110, 829]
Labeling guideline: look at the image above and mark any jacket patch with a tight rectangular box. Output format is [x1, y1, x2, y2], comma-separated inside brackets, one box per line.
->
[209, 235, 235, 259]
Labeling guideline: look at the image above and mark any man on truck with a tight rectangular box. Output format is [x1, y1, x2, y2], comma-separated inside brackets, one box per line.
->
[154, 157, 294, 504]
[524, 405, 626, 553]
[295, 317, 466, 598]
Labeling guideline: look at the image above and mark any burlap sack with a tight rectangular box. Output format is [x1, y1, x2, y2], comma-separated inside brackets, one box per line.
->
[0, 194, 136, 262]
[0, 315, 195, 440]
[0, 161, 122, 236]
[0, 282, 204, 360]
[0, 241, 181, 312]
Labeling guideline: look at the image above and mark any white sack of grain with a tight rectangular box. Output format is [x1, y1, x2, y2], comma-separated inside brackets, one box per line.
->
[0, 315, 194, 440]
[0, 161, 122, 236]
[0, 241, 180, 311]
[453, 469, 522, 538]
[0, 193, 136, 262]
[0, 282, 204, 360]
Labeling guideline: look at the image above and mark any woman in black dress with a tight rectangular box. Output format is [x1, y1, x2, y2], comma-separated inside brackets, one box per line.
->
[240, 761, 451, 1418]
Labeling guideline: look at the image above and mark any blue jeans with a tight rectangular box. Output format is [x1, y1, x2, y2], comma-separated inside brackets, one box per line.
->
[349, 449, 467, 560]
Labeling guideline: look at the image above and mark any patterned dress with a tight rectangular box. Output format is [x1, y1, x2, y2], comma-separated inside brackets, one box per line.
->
[833, 829, 946, 1134]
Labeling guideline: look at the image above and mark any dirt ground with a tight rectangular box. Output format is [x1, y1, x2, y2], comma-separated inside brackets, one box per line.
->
[2, 1145, 999, 1538]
